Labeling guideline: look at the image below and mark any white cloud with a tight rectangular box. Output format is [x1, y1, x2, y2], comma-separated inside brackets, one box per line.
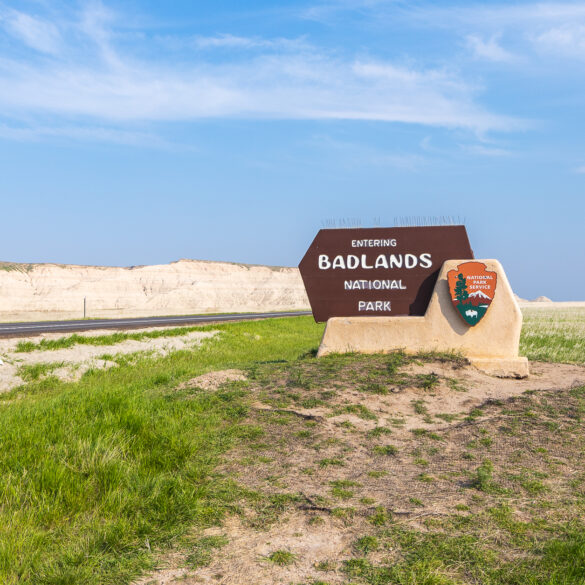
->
[193, 33, 269, 49]
[371, 3, 585, 63]
[192, 33, 308, 51]
[407, 3, 585, 29]
[574, 164, 585, 173]
[533, 24, 585, 57]
[0, 48, 519, 133]
[0, 3, 522, 141]
[301, 0, 389, 21]
[462, 143, 512, 157]
[2, 10, 62, 54]
[465, 34, 516, 62]
[78, 2, 124, 68]
[0, 123, 176, 147]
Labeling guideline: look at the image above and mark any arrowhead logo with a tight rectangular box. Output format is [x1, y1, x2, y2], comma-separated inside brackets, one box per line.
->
[447, 261, 497, 326]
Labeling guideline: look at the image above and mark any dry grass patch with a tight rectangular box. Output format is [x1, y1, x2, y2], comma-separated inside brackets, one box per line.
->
[142, 352, 585, 585]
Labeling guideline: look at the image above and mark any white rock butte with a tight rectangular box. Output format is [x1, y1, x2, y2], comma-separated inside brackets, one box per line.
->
[0, 259, 310, 322]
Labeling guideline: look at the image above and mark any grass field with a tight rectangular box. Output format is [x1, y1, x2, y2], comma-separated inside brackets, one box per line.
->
[12, 326, 217, 353]
[0, 310, 583, 584]
[520, 307, 585, 364]
[0, 318, 322, 584]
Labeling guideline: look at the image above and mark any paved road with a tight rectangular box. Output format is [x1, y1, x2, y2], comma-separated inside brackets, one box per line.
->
[0, 311, 313, 337]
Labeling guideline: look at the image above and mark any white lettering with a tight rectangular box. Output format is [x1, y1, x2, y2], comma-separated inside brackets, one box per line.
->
[321, 253, 434, 271]
[332, 255, 346, 269]
[361, 254, 373, 269]
[405, 254, 418, 269]
[343, 279, 404, 290]
[347, 254, 360, 269]
[419, 253, 432, 268]
[374, 254, 389, 269]
[351, 238, 397, 248]
[318, 255, 331, 270]
[358, 300, 392, 311]
[389, 254, 403, 268]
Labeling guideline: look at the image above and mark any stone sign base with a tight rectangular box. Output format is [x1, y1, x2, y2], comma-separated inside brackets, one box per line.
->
[317, 259, 529, 378]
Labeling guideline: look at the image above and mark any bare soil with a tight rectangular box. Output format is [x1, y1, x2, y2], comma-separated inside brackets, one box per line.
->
[0, 328, 218, 392]
[136, 356, 585, 585]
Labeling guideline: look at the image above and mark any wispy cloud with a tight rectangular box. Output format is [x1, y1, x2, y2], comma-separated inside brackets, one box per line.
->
[1, 9, 62, 54]
[408, 3, 585, 62]
[0, 1, 523, 144]
[406, 3, 585, 29]
[0, 123, 178, 148]
[461, 143, 512, 157]
[465, 34, 517, 62]
[310, 2, 585, 64]
[191, 33, 309, 51]
[301, 0, 390, 21]
[574, 164, 585, 174]
[532, 24, 585, 58]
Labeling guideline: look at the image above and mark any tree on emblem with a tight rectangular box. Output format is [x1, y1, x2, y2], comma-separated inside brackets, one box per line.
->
[454, 273, 468, 305]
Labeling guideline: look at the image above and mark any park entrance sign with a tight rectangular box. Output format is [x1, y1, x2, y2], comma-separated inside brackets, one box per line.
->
[299, 226, 473, 322]
[300, 226, 529, 378]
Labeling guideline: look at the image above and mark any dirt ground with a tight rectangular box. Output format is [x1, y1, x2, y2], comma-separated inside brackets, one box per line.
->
[0, 328, 218, 392]
[136, 356, 585, 585]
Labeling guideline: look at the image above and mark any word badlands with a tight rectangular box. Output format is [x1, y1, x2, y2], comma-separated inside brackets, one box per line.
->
[318, 252, 432, 270]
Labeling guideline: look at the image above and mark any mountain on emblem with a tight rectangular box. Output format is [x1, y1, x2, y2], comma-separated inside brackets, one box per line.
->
[447, 261, 497, 326]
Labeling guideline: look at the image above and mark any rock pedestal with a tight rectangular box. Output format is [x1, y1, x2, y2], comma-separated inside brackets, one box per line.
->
[317, 259, 529, 378]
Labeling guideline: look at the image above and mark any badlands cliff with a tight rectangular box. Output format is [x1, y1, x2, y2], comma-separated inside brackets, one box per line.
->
[0, 259, 310, 322]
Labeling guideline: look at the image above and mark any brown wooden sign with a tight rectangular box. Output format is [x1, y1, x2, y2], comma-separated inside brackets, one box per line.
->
[299, 226, 473, 322]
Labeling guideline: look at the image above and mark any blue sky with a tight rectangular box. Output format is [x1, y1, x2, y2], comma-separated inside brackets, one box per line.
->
[0, 1, 584, 299]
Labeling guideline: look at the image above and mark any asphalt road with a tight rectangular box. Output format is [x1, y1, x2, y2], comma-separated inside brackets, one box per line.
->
[0, 311, 313, 338]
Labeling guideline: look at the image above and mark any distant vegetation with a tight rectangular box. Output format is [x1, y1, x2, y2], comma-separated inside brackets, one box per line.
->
[521, 307, 585, 364]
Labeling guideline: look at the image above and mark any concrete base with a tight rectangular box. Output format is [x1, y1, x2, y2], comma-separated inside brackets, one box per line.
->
[318, 259, 529, 378]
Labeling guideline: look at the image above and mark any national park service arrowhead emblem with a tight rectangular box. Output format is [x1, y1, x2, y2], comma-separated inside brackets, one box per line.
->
[447, 262, 497, 326]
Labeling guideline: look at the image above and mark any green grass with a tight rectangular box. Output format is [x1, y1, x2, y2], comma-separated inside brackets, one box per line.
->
[342, 527, 585, 584]
[185, 535, 228, 569]
[0, 316, 323, 585]
[266, 549, 297, 566]
[520, 307, 585, 364]
[472, 459, 495, 492]
[14, 326, 218, 353]
[17, 361, 65, 381]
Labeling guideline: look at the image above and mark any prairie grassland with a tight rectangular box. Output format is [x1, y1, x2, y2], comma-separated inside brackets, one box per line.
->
[520, 307, 585, 364]
[0, 309, 583, 585]
[0, 317, 323, 585]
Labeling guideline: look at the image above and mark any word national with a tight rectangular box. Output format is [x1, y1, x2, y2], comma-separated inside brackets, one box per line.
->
[318, 253, 432, 270]
[344, 279, 406, 290]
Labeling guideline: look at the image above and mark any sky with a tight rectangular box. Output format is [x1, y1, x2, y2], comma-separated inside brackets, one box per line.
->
[0, 1, 584, 300]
